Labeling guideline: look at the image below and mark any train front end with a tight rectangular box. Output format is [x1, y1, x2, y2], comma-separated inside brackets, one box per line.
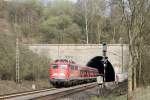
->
[49, 60, 69, 86]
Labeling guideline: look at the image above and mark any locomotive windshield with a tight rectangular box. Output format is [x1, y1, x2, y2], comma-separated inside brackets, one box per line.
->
[52, 64, 58, 69]
[60, 65, 67, 69]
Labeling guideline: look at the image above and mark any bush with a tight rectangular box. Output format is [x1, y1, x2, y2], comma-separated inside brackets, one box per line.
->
[0, 33, 50, 81]
[0, 33, 16, 80]
[20, 46, 50, 81]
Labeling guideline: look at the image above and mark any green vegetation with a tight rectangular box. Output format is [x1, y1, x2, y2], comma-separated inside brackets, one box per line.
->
[0, 32, 49, 81]
[0, 0, 130, 44]
[0, 33, 15, 80]
[20, 46, 50, 81]
[0, 0, 51, 81]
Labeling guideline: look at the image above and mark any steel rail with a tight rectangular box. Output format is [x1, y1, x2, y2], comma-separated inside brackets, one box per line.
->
[34, 82, 97, 100]
[0, 88, 56, 100]
[0, 82, 97, 100]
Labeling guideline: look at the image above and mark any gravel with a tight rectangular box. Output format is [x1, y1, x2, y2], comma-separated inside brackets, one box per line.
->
[56, 81, 127, 100]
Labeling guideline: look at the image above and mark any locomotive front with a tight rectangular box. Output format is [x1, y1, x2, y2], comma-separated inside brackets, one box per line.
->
[49, 60, 70, 86]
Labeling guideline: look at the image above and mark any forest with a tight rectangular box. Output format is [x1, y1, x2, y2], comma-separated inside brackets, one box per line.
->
[0, 0, 150, 99]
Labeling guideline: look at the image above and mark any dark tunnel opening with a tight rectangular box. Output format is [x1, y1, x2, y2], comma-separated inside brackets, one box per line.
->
[87, 56, 115, 82]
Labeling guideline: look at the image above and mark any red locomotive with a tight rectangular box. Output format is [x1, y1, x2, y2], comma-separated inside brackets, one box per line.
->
[49, 59, 99, 87]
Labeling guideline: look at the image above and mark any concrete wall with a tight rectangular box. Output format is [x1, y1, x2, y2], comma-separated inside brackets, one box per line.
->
[25, 44, 129, 73]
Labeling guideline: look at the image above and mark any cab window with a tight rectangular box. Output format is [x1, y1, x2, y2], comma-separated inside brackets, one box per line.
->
[60, 65, 67, 69]
[70, 65, 74, 70]
[75, 66, 78, 70]
[52, 64, 58, 69]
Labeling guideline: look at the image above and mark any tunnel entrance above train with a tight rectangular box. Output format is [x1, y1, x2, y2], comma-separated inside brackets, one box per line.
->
[87, 56, 115, 82]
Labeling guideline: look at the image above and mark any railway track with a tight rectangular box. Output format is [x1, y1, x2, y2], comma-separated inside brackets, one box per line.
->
[0, 82, 97, 100]
[0, 88, 57, 100]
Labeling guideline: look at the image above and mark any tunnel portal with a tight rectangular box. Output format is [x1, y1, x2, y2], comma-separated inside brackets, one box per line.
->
[87, 56, 115, 82]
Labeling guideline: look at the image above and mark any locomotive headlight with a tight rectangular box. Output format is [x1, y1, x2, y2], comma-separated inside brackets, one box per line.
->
[59, 73, 65, 76]
[54, 73, 58, 75]
[52, 73, 58, 76]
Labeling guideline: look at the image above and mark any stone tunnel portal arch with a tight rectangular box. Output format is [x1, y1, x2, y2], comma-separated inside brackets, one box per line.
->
[87, 56, 115, 82]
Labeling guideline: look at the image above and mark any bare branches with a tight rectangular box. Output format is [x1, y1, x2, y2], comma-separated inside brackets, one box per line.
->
[119, 0, 150, 99]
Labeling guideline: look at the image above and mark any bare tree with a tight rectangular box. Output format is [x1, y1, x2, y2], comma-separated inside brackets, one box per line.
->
[83, 0, 89, 44]
[119, 0, 150, 99]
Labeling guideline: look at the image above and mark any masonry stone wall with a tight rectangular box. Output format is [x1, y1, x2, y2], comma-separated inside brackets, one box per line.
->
[26, 44, 129, 73]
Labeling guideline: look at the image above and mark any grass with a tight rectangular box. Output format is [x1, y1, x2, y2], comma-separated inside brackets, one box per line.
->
[91, 86, 150, 100]
[132, 86, 150, 100]
[91, 95, 127, 100]
[91, 94, 127, 100]
[0, 79, 53, 95]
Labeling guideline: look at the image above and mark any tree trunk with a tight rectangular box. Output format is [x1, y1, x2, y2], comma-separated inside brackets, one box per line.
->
[84, 0, 88, 44]
[112, 27, 116, 43]
[85, 15, 88, 44]
[133, 66, 137, 89]
[128, 65, 133, 100]
[128, 33, 134, 100]
[138, 51, 142, 86]
[97, 23, 101, 44]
